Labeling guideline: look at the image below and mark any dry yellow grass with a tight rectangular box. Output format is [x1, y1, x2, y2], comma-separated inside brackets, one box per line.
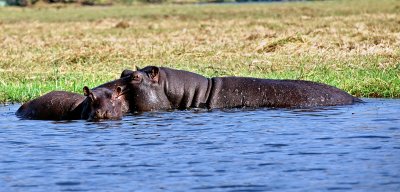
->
[0, 0, 399, 102]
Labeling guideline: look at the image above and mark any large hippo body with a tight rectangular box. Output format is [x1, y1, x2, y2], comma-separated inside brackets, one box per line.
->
[16, 87, 125, 121]
[123, 66, 361, 111]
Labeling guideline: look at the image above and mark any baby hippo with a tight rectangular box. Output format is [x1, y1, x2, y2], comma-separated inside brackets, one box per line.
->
[81, 86, 127, 121]
[16, 86, 126, 121]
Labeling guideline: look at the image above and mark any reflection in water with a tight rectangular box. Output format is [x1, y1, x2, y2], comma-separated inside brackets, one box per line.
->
[0, 98, 399, 191]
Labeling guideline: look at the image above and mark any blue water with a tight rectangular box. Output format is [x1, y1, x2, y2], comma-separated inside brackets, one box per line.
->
[1, 98, 399, 191]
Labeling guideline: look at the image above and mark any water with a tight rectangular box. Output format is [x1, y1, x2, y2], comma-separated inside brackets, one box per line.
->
[1, 98, 399, 191]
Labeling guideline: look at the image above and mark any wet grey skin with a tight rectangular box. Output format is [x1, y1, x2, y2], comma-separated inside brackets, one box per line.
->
[121, 66, 362, 112]
[16, 86, 127, 121]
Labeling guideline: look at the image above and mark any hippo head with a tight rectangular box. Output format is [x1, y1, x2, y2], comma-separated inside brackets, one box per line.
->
[81, 86, 127, 121]
[120, 66, 139, 78]
[126, 66, 171, 111]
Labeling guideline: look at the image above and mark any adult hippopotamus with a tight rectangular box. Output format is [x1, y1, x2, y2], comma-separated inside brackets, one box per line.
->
[121, 66, 361, 111]
[16, 86, 127, 121]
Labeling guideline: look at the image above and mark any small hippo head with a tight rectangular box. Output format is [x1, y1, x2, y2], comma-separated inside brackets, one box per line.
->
[81, 86, 127, 121]
[126, 66, 171, 111]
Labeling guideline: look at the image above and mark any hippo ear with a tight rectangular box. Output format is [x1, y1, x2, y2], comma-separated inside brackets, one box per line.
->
[83, 86, 96, 101]
[135, 65, 141, 71]
[83, 86, 91, 96]
[115, 85, 128, 97]
[116, 86, 122, 95]
[149, 66, 159, 83]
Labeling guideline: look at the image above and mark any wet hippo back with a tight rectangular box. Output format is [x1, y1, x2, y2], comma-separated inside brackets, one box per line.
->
[208, 77, 359, 108]
[16, 91, 85, 120]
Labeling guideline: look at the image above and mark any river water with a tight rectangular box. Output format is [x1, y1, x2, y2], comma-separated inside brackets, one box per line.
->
[1, 98, 399, 191]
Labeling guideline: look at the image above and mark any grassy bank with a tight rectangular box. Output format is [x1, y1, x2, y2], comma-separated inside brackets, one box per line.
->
[1, 0, 400, 103]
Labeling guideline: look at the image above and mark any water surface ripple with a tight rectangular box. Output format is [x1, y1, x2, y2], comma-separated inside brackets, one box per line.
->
[1, 98, 399, 191]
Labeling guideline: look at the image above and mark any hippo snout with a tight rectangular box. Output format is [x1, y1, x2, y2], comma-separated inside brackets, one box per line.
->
[88, 109, 122, 121]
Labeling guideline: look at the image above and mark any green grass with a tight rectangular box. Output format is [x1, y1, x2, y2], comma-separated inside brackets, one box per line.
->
[1, 0, 400, 103]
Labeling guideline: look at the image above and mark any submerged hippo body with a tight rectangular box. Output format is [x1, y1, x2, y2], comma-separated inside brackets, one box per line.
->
[16, 87, 126, 121]
[123, 66, 361, 112]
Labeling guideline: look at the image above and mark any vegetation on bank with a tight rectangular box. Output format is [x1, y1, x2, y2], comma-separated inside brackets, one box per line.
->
[0, 0, 399, 103]
[2, 0, 306, 7]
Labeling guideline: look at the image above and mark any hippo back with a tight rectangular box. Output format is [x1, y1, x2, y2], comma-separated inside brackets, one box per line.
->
[208, 77, 359, 108]
[16, 91, 85, 120]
